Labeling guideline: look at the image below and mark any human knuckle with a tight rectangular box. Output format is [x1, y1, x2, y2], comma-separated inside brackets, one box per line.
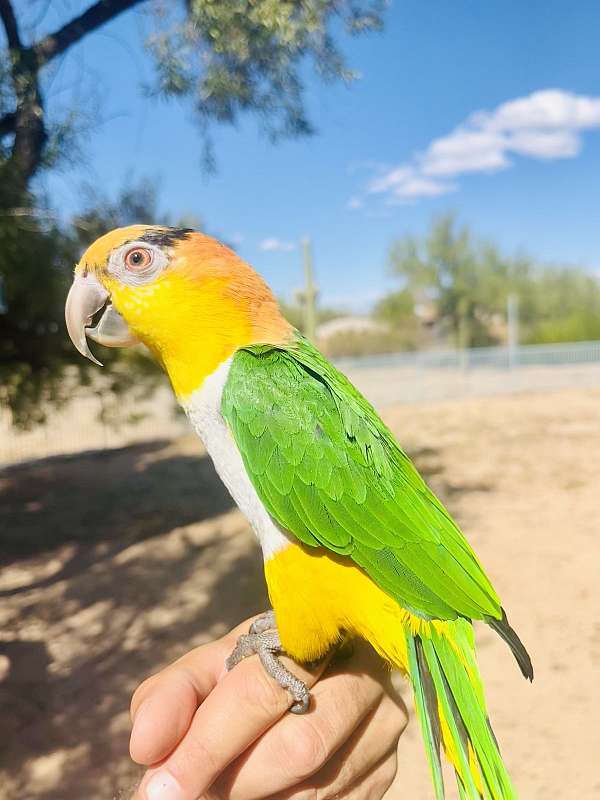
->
[381, 694, 409, 739]
[368, 756, 398, 800]
[396, 706, 409, 736]
[238, 665, 288, 715]
[279, 718, 330, 780]
[212, 636, 235, 664]
[173, 664, 203, 697]
[184, 729, 221, 777]
[340, 671, 377, 713]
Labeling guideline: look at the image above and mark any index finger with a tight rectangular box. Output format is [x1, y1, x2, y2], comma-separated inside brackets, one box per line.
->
[130, 620, 260, 766]
[133, 648, 327, 800]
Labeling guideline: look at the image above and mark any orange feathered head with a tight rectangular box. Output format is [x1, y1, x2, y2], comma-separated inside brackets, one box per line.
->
[65, 225, 291, 397]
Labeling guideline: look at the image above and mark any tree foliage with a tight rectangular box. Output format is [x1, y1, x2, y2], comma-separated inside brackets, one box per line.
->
[519, 267, 600, 344]
[385, 213, 600, 348]
[0, 181, 168, 428]
[152, 0, 383, 153]
[0, 0, 385, 190]
[387, 214, 512, 347]
[0, 0, 385, 429]
[373, 288, 415, 327]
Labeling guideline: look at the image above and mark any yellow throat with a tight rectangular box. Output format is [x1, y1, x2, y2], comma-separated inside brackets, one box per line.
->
[76, 226, 293, 399]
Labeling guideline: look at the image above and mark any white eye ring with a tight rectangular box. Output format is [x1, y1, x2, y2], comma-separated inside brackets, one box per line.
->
[109, 241, 169, 285]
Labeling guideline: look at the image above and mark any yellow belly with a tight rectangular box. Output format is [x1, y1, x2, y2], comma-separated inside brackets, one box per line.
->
[264, 542, 449, 670]
[266, 544, 485, 786]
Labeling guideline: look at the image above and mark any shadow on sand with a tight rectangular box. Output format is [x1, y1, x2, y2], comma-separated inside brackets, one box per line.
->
[0, 438, 268, 799]
[0, 435, 490, 799]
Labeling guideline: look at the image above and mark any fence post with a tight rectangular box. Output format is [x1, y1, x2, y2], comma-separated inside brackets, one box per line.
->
[302, 238, 318, 342]
[507, 294, 519, 370]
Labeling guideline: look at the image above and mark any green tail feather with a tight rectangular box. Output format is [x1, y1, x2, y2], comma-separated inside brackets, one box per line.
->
[406, 622, 517, 800]
[406, 634, 445, 800]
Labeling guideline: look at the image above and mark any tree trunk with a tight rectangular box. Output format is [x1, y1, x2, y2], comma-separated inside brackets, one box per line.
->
[0, 0, 146, 200]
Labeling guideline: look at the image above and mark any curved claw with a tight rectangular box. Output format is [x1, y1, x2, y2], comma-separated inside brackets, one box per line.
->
[226, 628, 311, 714]
[289, 689, 310, 714]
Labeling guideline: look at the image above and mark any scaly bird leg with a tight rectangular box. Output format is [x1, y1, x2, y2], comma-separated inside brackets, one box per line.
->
[226, 613, 310, 714]
[248, 609, 277, 635]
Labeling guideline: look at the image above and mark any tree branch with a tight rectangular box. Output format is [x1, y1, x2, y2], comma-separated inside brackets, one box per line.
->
[0, 0, 44, 191]
[1, 0, 147, 191]
[0, 0, 21, 50]
[0, 111, 16, 137]
[33, 0, 146, 66]
[5, 50, 46, 188]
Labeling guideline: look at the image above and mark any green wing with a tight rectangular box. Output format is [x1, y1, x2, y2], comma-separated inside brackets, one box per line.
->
[221, 335, 501, 622]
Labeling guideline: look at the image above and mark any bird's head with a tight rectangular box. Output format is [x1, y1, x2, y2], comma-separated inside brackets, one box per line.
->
[65, 225, 292, 398]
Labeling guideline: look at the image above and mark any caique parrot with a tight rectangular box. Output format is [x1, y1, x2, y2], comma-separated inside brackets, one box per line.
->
[65, 225, 532, 800]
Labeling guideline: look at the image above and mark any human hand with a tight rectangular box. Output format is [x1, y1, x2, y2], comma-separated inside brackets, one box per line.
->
[130, 617, 408, 800]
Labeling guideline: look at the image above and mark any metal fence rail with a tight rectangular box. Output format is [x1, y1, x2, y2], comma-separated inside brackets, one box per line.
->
[3, 341, 600, 468]
[336, 340, 600, 370]
[339, 340, 600, 409]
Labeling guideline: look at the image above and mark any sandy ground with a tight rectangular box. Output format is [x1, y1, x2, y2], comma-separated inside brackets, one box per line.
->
[1, 387, 599, 799]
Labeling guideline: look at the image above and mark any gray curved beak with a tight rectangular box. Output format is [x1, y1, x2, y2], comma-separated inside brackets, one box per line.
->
[65, 273, 138, 366]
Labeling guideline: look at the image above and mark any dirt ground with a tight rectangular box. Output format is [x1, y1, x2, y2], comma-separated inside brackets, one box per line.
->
[1, 387, 598, 799]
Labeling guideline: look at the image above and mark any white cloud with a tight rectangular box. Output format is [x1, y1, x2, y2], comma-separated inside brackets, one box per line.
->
[259, 237, 296, 252]
[368, 166, 414, 193]
[472, 89, 600, 132]
[365, 89, 600, 201]
[367, 165, 454, 201]
[507, 129, 579, 159]
[389, 176, 456, 200]
[420, 130, 508, 177]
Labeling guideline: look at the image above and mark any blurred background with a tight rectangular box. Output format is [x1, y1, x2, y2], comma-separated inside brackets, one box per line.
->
[1, 1, 598, 798]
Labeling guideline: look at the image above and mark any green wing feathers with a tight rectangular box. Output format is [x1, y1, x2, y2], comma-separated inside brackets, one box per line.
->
[221, 334, 533, 800]
[222, 335, 502, 622]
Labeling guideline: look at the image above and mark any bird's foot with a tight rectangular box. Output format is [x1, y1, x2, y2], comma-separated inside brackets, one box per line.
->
[226, 613, 310, 714]
[249, 609, 277, 635]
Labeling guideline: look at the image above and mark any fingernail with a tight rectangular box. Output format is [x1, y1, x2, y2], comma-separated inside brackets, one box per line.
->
[143, 769, 184, 800]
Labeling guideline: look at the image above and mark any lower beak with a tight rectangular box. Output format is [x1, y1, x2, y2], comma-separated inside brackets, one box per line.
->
[65, 273, 139, 365]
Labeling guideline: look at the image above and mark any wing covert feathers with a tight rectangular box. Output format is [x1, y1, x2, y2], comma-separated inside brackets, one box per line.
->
[221, 334, 532, 800]
[221, 335, 502, 622]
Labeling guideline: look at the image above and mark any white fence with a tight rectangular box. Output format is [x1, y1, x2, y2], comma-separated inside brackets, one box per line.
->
[2, 341, 600, 467]
[337, 339, 600, 370]
[338, 340, 600, 408]
[0, 385, 188, 468]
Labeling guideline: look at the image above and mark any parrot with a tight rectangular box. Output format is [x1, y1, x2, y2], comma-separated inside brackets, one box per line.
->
[65, 225, 533, 800]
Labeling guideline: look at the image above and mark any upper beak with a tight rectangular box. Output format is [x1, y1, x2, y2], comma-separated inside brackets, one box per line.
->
[65, 272, 139, 366]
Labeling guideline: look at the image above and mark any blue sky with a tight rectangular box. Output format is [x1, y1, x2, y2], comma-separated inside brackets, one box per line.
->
[30, 1, 600, 309]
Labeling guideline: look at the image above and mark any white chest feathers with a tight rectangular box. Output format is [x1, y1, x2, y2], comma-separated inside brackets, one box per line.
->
[181, 359, 291, 559]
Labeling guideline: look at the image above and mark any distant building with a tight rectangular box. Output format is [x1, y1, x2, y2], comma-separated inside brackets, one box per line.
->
[316, 316, 388, 340]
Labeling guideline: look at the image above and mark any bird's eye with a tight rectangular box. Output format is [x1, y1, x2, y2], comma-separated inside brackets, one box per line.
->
[124, 247, 153, 271]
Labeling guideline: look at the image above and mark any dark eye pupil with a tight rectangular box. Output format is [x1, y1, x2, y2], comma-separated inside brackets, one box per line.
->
[131, 252, 142, 264]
